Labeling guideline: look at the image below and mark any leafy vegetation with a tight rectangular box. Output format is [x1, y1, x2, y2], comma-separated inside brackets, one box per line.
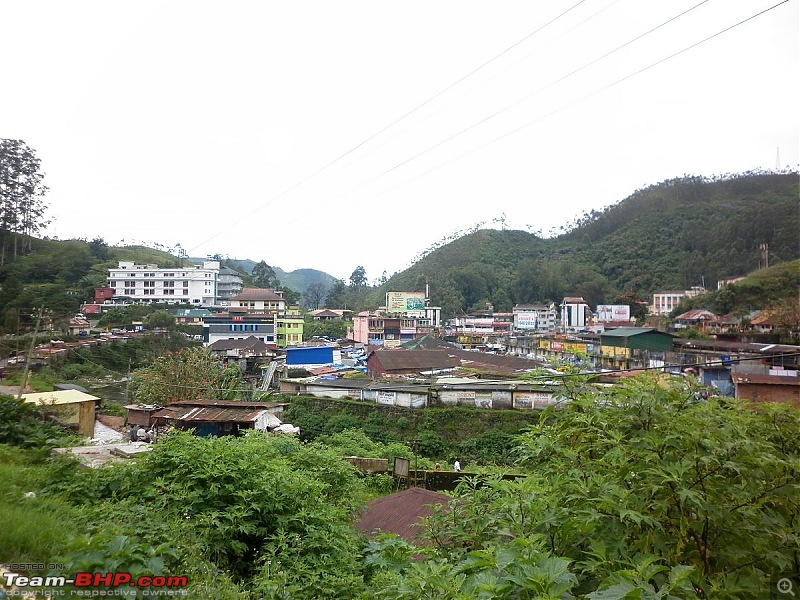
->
[282, 397, 540, 465]
[128, 347, 246, 404]
[674, 259, 800, 317]
[366, 375, 800, 598]
[302, 315, 350, 340]
[1, 373, 798, 598]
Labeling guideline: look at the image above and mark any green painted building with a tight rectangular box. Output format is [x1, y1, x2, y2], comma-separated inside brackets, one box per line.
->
[600, 327, 674, 370]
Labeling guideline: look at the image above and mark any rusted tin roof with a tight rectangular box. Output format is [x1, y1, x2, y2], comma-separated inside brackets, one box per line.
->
[734, 374, 800, 385]
[151, 404, 281, 426]
[369, 350, 461, 372]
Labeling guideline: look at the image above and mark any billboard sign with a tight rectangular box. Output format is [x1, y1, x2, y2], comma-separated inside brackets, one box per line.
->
[596, 304, 630, 322]
[514, 311, 539, 329]
[385, 291, 426, 315]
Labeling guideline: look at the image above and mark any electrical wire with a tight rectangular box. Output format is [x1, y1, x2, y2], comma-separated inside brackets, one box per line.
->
[342, 0, 791, 204]
[186, 1, 589, 254]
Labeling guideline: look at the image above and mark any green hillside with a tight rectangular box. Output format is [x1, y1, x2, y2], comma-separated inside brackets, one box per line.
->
[0, 172, 796, 323]
[556, 172, 799, 291]
[224, 259, 338, 294]
[383, 172, 799, 316]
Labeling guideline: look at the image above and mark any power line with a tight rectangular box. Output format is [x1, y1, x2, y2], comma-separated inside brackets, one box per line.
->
[345, 0, 791, 203]
[332, 0, 715, 197]
[187, 2, 589, 254]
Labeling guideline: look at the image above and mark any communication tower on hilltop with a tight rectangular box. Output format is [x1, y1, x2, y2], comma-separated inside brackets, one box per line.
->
[759, 243, 770, 269]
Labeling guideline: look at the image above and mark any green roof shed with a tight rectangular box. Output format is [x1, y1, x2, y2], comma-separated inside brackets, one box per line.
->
[600, 328, 674, 352]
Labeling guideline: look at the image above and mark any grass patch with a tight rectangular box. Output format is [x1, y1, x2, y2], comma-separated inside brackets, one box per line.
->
[0, 446, 82, 565]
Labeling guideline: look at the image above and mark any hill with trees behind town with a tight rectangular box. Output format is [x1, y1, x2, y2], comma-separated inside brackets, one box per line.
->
[382, 171, 799, 316]
[1, 137, 798, 328]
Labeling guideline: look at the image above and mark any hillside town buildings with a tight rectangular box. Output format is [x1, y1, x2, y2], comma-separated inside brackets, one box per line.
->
[512, 303, 558, 334]
[202, 288, 304, 349]
[651, 286, 707, 315]
[349, 291, 442, 347]
[107, 260, 222, 306]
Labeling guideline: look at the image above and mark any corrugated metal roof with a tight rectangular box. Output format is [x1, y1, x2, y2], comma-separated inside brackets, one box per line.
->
[370, 350, 461, 372]
[448, 349, 540, 374]
[369, 347, 542, 376]
[152, 405, 282, 426]
[400, 335, 453, 350]
[355, 487, 450, 543]
[734, 374, 800, 385]
[601, 327, 659, 337]
[673, 339, 799, 355]
[23, 389, 100, 406]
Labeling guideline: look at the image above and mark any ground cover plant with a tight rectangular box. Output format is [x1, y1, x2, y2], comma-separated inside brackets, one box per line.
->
[1, 374, 798, 598]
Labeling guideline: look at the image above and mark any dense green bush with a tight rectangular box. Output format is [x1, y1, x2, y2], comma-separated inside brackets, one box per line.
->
[282, 397, 538, 464]
[0, 394, 75, 449]
[51, 432, 369, 598]
[364, 374, 800, 598]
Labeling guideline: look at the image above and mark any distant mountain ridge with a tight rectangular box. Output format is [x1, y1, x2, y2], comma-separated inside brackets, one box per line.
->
[209, 258, 338, 294]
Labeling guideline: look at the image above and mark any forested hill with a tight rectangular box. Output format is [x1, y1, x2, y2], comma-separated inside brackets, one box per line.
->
[383, 172, 799, 316]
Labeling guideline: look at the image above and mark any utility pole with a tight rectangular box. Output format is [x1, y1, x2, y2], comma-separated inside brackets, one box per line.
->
[17, 306, 43, 399]
[759, 243, 770, 269]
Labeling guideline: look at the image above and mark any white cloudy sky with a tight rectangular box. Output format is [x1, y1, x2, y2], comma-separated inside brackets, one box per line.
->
[2, 1, 797, 282]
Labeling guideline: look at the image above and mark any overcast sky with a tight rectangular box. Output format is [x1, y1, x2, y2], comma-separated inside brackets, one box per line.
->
[2, 1, 797, 283]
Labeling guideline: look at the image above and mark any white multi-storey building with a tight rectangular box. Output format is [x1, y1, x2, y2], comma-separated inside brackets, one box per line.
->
[107, 261, 220, 306]
[217, 266, 244, 304]
[560, 297, 590, 333]
[651, 286, 707, 316]
[513, 303, 557, 333]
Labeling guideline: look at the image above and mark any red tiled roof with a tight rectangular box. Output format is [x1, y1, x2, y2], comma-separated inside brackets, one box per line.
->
[355, 487, 450, 543]
[370, 350, 461, 372]
[231, 288, 285, 302]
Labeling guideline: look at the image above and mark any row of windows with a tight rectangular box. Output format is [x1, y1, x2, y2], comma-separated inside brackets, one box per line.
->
[240, 301, 283, 308]
[112, 281, 190, 287]
[229, 324, 260, 332]
[111, 272, 196, 278]
[131, 289, 190, 296]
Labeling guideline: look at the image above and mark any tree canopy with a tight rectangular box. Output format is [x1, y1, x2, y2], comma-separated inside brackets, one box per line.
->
[366, 375, 800, 598]
[0, 139, 49, 265]
[128, 347, 242, 404]
[250, 260, 281, 289]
